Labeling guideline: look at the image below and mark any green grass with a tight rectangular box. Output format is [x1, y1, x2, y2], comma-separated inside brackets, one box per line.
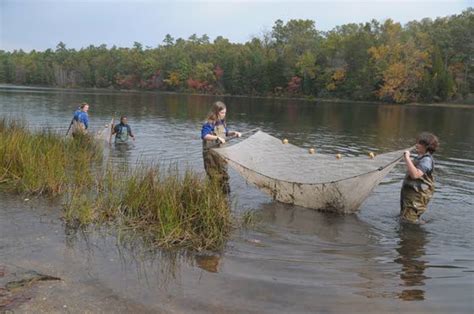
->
[1, 119, 233, 250]
[0, 119, 101, 195]
[65, 164, 233, 250]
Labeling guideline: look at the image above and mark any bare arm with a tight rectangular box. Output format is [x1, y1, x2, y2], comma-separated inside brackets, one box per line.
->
[404, 151, 424, 179]
[227, 131, 242, 137]
[127, 126, 135, 139]
[204, 134, 225, 143]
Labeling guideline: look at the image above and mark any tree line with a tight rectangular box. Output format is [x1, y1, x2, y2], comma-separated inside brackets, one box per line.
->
[0, 9, 472, 103]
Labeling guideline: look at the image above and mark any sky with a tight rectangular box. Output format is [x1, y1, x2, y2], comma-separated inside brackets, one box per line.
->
[0, 0, 472, 51]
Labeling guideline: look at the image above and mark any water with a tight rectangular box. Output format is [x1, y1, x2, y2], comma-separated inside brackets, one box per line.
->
[1, 85, 473, 312]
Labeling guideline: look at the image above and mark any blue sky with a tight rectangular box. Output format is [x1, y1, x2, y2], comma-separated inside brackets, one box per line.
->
[1, 0, 471, 51]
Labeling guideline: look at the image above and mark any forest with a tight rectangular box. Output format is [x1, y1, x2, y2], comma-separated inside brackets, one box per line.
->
[0, 9, 472, 103]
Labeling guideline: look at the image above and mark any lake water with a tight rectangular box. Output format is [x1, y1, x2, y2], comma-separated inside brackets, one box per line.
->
[1, 85, 473, 313]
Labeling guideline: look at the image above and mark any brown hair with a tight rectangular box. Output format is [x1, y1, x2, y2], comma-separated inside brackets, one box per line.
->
[206, 101, 226, 124]
[417, 132, 439, 154]
[80, 102, 89, 109]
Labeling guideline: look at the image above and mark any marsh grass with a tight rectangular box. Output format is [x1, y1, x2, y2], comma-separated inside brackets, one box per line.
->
[65, 164, 233, 250]
[0, 119, 102, 196]
[1, 119, 234, 250]
[240, 210, 261, 227]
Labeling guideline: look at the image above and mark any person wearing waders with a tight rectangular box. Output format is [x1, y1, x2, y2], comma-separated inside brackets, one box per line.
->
[400, 132, 439, 224]
[201, 101, 241, 193]
[112, 116, 135, 144]
[71, 103, 90, 137]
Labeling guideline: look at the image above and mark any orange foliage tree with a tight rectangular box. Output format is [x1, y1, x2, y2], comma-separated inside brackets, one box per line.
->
[369, 20, 430, 103]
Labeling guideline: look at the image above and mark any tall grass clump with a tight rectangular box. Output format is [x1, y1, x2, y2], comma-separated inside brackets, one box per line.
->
[1, 119, 234, 251]
[0, 118, 102, 196]
[65, 163, 233, 250]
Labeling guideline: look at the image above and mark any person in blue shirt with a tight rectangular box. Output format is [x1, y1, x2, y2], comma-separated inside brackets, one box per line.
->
[71, 103, 89, 137]
[400, 132, 439, 223]
[112, 116, 135, 144]
[201, 101, 241, 193]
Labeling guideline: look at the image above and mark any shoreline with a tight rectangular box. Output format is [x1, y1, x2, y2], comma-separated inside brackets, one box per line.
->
[0, 83, 472, 109]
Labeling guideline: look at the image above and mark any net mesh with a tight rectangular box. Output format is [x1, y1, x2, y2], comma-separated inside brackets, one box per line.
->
[94, 118, 114, 143]
[214, 131, 407, 213]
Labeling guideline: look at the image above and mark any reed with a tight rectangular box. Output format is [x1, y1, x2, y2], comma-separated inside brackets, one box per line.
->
[0, 119, 101, 195]
[1, 119, 234, 250]
[65, 164, 233, 250]
[0, 119, 102, 196]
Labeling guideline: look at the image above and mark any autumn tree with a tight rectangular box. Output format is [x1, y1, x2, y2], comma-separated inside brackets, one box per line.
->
[369, 20, 430, 103]
[0, 10, 471, 102]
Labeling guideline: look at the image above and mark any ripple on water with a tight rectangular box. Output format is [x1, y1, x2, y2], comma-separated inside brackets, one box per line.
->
[1, 87, 473, 312]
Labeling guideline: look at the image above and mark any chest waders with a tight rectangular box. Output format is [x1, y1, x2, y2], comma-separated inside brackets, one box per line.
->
[71, 120, 87, 138]
[400, 156, 435, 223]
[202, 123, 230, 193]
[115, 125, 129, 143]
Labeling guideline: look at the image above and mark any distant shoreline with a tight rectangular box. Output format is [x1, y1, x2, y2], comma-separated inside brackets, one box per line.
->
[1, 84, 472, 109]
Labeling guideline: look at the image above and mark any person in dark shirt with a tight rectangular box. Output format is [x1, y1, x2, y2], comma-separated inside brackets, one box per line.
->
[400, 132, 439, 223]
[112, 116, 135, 144]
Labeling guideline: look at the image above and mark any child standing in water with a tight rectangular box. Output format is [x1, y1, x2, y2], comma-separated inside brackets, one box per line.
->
[201, 101, 241, 193]
[400, 132, 439, 223]
[112, 115, 135, 144]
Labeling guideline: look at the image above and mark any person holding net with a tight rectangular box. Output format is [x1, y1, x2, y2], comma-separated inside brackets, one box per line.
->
[400, 132, 439, 224]
[201, 101, 241, 193]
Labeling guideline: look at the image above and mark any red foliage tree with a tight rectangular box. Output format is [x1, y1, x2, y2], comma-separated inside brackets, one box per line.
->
[187, 78, 205, 90]
[287, 76, 302, 94]
[139, 70, 163, 89]
[115, 74, 138, 89]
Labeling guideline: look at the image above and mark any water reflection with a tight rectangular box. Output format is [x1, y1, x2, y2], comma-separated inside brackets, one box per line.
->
[258, 202, 374, 245]
[111, 142, 134, 160]
[395, 224, 429, 301]
[195, 254, 221, 273]
[1, 86, 474, 311]
[251, 203, 400, 300]
[62, 223, 192, 289]
[63, 221, 222, 288]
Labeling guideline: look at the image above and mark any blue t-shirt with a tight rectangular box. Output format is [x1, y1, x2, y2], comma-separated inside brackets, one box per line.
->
[73, 110, 89, 129]
[201, 120, 228, 140]
[415, 154, 434, 175]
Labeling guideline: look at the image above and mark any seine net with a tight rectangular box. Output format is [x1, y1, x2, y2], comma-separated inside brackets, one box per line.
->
[94, 118, 114, 143]
[214, 131, 407, 213]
